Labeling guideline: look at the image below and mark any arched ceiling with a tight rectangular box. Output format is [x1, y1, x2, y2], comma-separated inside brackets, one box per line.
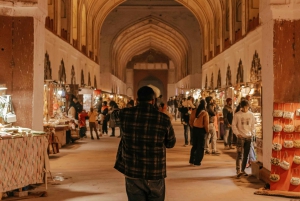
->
[111, 16, 189, 78]
[78, 0, 223, 55]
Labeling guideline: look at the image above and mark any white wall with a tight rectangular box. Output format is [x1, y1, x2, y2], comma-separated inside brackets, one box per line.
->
[45, 30, 99, 87]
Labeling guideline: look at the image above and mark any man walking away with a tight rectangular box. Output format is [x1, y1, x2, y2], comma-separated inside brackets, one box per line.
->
[114, 86, 176, 201]
[231, 100, 255, 178]
[223, 98, 234, 150]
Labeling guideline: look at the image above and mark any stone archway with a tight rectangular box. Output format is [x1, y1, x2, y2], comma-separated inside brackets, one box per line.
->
[135, 71, 168, 104]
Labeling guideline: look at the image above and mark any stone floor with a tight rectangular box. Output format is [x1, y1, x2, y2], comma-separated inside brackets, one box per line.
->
[32, 121, 289, 201]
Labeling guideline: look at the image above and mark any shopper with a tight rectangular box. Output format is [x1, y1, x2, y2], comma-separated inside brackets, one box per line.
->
[223, 98, 234, 149]
[78, 109, 88, 139]
[108, 101, 120, 137]
[189, 99, 209, 166]
[73, 96, 83, 120]
[114, 86, 176, 201]
[101, 101, 109, 135]
[88, 107, 100, 140]
[205, 96, 220, 155]
[174, 96, 179, 121]
[159, 102, 173, 121]
[231, 100, 256, 178]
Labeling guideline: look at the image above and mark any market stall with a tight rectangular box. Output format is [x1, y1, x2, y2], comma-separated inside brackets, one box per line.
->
[43, 81, 70, 148]
[0, 87, 48, 200]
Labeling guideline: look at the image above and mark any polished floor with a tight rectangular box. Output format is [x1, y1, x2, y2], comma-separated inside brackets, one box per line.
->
[33, 121, 289, 201]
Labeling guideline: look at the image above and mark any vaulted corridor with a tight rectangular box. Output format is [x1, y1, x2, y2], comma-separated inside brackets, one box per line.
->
[32, 121, 287, 201]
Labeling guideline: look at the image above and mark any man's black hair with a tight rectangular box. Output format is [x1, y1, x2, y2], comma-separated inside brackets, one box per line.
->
[137, 86, 156, 102]
[240, 100, 249, 108]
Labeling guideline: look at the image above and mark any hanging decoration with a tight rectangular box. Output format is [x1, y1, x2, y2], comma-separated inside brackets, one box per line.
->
[217, 69, 221, 88]
[58, 59, 66, 84]
[94, 75, 97, 89]
[226, 65, 232, 86]
[88, 72, 91, 86]
[81, 69, 84, 86]
[71, 65, 76, 84]
[236, 59, 244, 84]
[210, 73, 214, 89]
[250, 51, 262, 82]
[44, 52, 52, 80]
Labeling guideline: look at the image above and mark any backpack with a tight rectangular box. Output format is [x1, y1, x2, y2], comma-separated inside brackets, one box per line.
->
[110, 109, 120, 127]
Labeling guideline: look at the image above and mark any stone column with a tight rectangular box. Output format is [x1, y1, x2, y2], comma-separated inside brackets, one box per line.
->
[0, 1, 47, 130]
[260, 0, 300, 173]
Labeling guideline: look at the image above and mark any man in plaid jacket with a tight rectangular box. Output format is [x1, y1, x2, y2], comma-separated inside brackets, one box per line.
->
[114, 86, 176, 201]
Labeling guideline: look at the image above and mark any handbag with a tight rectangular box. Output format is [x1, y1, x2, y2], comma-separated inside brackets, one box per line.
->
[293, 152, 300, 165]
[273, 103, 283, 117]
[283, 120, 294, 133]
[296, 109, 300, 117]
[272, 134, 282, 151]
[270, 151, 280, 166]
[283, 134, 294, 148]
[273, 119, 282, 132]
[290, 169, 300, 186]
[294, 134, 300, 148]
[269, 168, 280, 182]
[279, 151, 290, 170]
[283, 103, 294, 120]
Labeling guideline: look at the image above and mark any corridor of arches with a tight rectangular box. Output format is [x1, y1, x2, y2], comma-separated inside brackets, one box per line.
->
[2, 0, 300, 199]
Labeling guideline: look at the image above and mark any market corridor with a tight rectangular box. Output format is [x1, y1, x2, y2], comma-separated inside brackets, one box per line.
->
[33, 121, 286, 201]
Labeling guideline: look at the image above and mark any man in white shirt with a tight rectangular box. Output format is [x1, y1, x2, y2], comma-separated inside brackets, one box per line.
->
[231, 100, 255, 178]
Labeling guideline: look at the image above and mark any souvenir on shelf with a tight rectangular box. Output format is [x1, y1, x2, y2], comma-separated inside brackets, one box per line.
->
[279, 151, 290, 170]
[293, 152, 300, 165]
[290, 169, 300, 186]
[272, 134, 282, 151]
[270, 168, 280, 182]
[283, 134, 294, 148]
[273, 103, 283, 117]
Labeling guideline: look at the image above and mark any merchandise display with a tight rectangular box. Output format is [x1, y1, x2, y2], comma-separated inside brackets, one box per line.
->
[271, 102, 300, 192]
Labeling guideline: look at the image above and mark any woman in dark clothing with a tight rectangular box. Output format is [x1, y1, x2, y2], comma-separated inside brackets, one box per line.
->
[188, 99, 209, 166]
[101, 101, 109, 135]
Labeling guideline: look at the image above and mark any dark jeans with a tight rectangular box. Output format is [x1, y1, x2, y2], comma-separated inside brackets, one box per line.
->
[79, 127, 86, 138]
[125, 177, 165, 201]
[236, 137, 252, 172]
[66, 130, 71, 144]
[189, 127, 206, 165]
[111, 127, 115, 136]
[102, 120, 108, 134]
[89, 122, 99, 139]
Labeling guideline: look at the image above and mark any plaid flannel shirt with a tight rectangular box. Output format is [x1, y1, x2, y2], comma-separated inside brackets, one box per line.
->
[114, 103, 176, 180]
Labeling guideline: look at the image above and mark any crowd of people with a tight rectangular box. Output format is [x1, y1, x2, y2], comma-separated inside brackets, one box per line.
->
[64, 88, 256, 201]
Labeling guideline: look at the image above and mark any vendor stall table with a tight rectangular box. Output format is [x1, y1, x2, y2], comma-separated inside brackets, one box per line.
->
[0, 135, 48, 200]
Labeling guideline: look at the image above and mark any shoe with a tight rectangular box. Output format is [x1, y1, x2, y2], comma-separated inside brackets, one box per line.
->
[104, 134, 107, 136]
[110, 135, 115, 137]
[224, 145, 229, 150]
[91, 138, 94, 140]
[189, 163, 193, 166]
[100, 134, 103, 137]
[193, 164, 201, 167]
[212, 151, 220, 155]
[117, 136, 121, 138]
[241, 171, 248, 176]
[205, 150, 211, 154]
[183, 144, 188, 147]
[236, 172, 243, 178]
[97, 138, 100, 140]
[229, 146, 235, 149]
